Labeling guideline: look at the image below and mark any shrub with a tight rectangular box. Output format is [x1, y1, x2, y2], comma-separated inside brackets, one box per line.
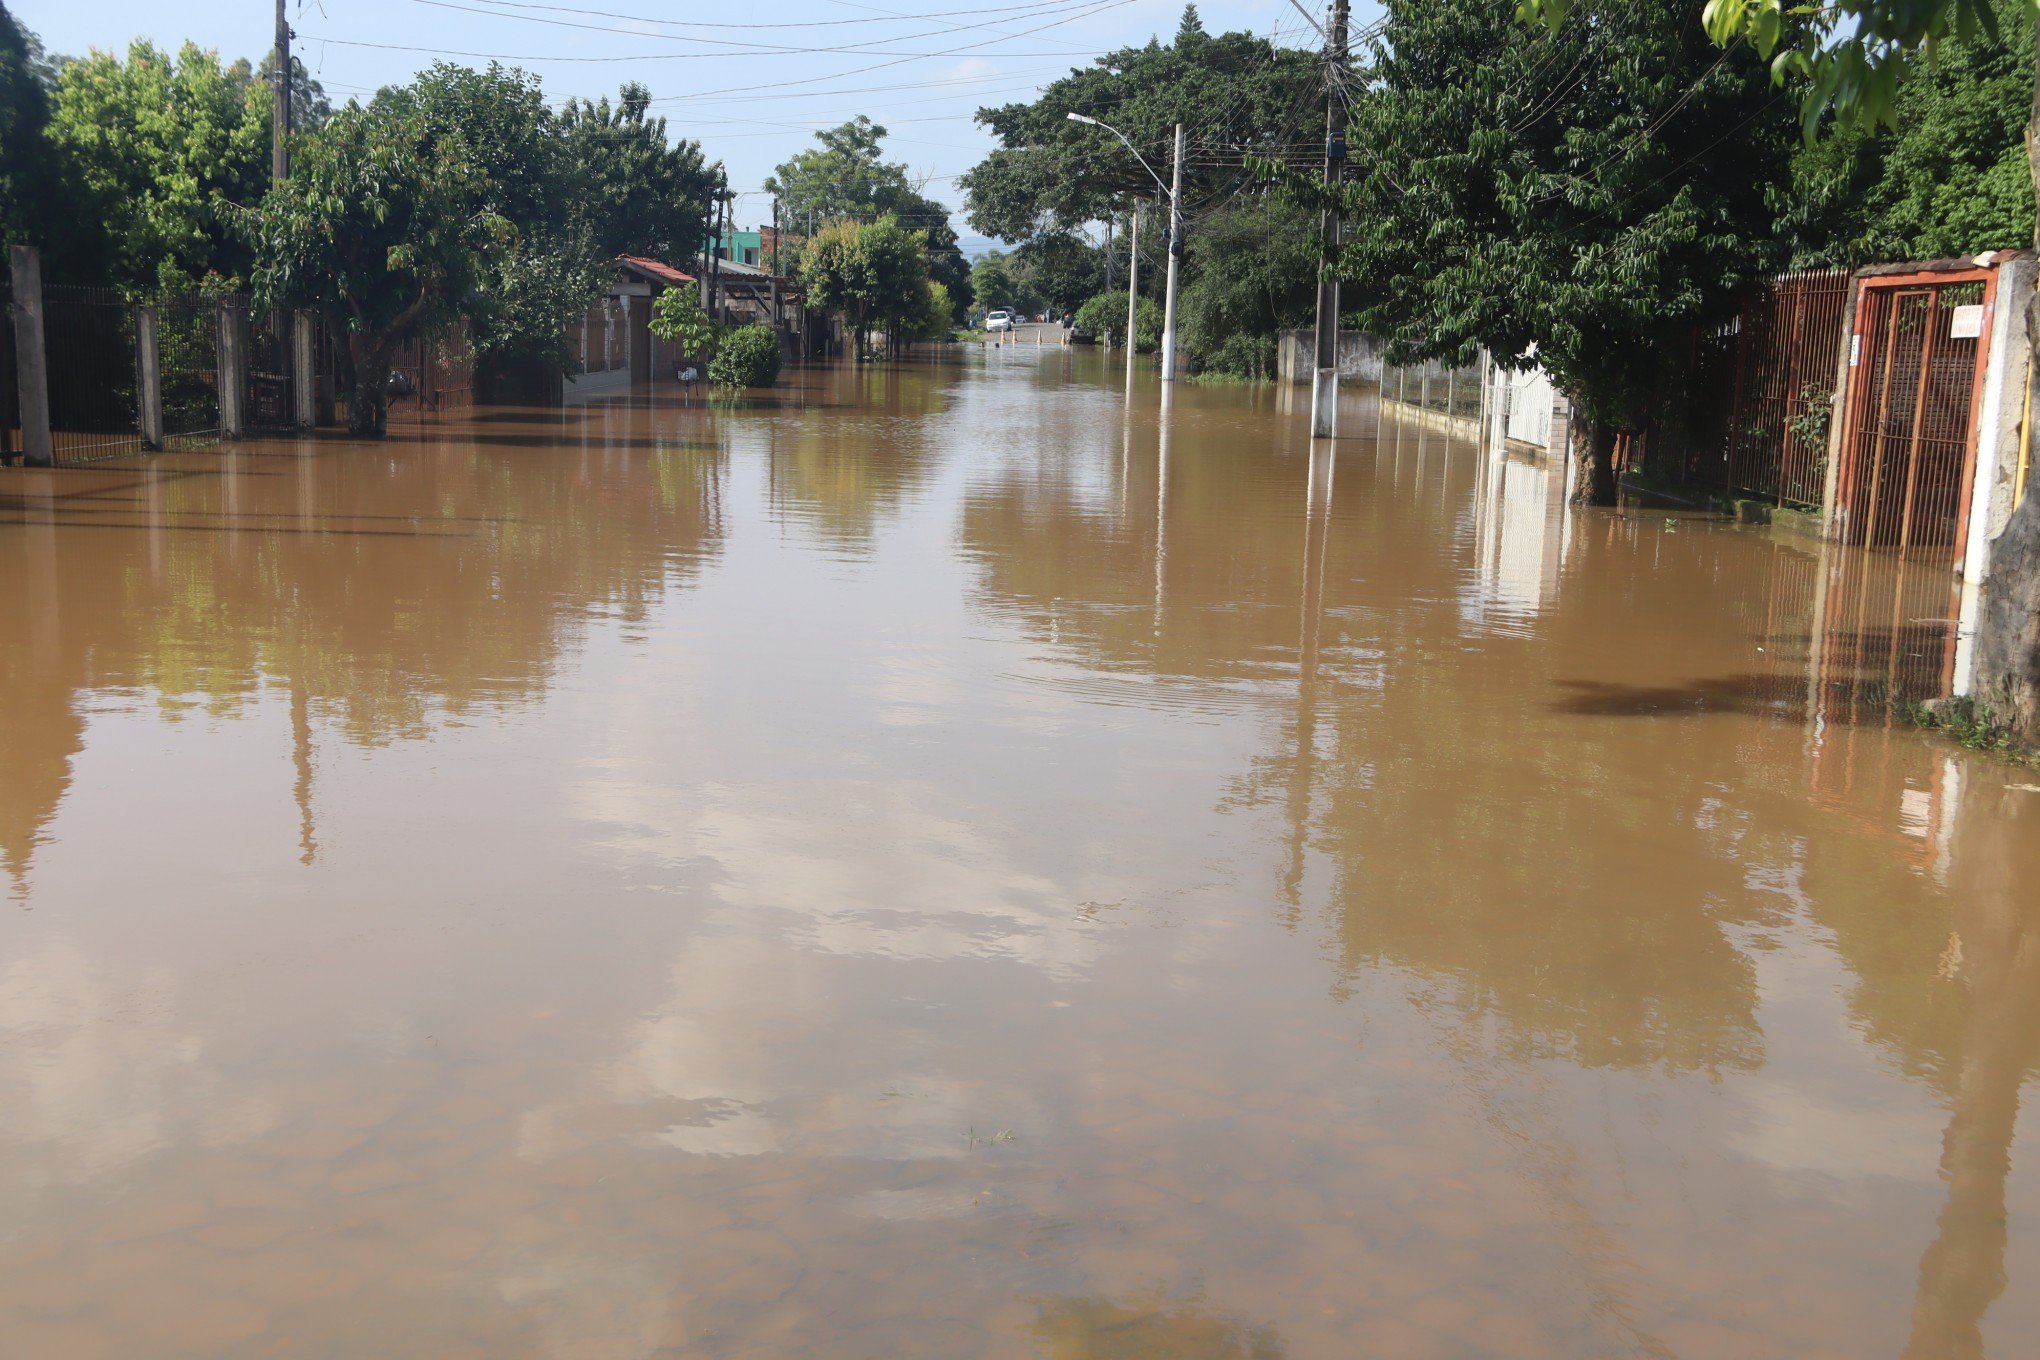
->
[708, 324, 782, 388]
[1074, 290, 1162, 352]
[648, 288, 719, 360]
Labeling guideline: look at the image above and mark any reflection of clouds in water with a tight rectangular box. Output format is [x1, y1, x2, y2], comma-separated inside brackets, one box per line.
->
[0, 940, 274, 1200]
[575, 771, 1108, 978]
[590, 929, 1042, 1164]
[1735, 1078, 1945, 1184]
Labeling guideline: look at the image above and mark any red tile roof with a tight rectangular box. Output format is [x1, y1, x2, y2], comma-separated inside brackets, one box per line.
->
[616, 255, 696, 287]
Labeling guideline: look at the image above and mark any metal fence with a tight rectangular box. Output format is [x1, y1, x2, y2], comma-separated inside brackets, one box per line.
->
[43, 284, 143, 463]
[247, 303, 296, 430]
[1, 265, 15, 462]
[1837, 272, 1992, 559]
[1382, 357, 1484, 423]
[157, 288, 222, 444]
[1723, 268, 1852, 508]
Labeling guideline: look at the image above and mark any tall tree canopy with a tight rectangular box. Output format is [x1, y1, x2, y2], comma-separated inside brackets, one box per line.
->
[247, 74, 508, 435]
[0, 2, 65, 270]
[766, 117, 970, 319]
[560, 82, 715, 263]
[797, 215, 939, 358]
[1331, 0, 1793, 502]
[960, 9, 1318, 243]
[43, 41, 283, 289]
[1777, 1, 2035, 264]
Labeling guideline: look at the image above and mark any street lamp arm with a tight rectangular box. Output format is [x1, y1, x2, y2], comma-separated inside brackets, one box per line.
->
[1066, 112, 1171, 201]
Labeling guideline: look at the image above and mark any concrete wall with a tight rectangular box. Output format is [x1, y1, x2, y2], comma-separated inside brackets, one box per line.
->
[1277, 329, 1384, 385]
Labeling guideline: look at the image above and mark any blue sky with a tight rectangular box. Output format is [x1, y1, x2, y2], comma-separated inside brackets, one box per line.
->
[15, 0, 1380, 246]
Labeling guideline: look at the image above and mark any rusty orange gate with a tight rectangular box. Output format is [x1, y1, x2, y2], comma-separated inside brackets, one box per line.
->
[1834, 269, 1994, 561]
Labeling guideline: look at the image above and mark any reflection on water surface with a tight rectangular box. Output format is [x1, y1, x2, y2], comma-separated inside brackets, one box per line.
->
[0, 351, 2034, 1359]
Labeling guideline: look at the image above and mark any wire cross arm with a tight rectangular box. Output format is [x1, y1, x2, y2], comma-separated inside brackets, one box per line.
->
[1066, 112, 1172, 201]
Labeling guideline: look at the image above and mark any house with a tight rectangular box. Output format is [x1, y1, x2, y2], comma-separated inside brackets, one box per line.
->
[711, 229, 764, 268]
[562, 255, 696, 401]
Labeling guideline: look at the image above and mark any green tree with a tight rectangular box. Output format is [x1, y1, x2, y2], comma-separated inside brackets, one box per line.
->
[0, 3, 69, 271]
[960, 10, 1317, 242]
[917, 280, 956, 340]
[560, 82, 715, 264]
[390, 64, 608, 374]
[1327, 0, 1792, 504]
[970, 253, 1017, 314]
[765, 116, 908, 226]
[798, 214, 935, 359]
[1776, 1, 2034, 263]
[648, 287, 720, 361]
[246, 84, 506, 435]
[1177, 195, 1318, 379]
[45, 40, 275, 289]
[1075, 290, 1162, 351]
[767, 118, 970, 319]
[1012, 231, 1103, 315]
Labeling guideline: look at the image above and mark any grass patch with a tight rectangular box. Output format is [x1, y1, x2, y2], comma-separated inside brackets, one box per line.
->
[1899, 695, 2036, 763]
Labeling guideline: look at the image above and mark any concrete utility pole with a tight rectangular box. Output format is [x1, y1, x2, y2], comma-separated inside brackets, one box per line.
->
[1124, 201, 1139, 390]
[8, 245, 53, 467]
[273, 0, 291, 185]
[1310, 0, 1350, 437]
[1065, 113, 1181, 384]
[1160, 122, 1184, 383]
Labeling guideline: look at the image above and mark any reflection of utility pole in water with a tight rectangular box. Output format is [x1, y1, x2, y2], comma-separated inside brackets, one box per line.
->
[1153, 387, 1172, 635]
[1902, 799, 2040, 1360]
[1281, 438, 1337, 922]
[291, 679, 317, 866]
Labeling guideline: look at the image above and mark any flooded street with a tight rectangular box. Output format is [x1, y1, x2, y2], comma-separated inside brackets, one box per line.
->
[2, 348, 2037, 1359]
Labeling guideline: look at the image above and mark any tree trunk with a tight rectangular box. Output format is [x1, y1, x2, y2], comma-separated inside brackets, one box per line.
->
[347, 333, 390, 438]
[1569, 417, 1618, 506]
[1972, 21, 2040, 741]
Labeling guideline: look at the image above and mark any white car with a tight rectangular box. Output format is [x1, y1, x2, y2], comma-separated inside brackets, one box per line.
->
[985, 309, 1014, 333]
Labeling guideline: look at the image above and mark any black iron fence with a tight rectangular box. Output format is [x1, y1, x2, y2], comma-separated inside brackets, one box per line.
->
[1, 265, 16, 462]
[158, 288, 222, 445]
[43, 284, 143, 463]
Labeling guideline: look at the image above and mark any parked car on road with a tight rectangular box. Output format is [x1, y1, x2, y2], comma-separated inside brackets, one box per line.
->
[985, 309, 1014, 333]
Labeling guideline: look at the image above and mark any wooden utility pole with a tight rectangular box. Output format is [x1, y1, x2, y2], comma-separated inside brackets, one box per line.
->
[1310, 0, 1350, 438]
[707, 188, 728, 322]
[273, 0, 291, 185]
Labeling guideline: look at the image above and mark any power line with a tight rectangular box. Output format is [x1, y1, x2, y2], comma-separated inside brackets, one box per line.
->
[454, 0, 1092, 30]
[404, 0, 1102, 57]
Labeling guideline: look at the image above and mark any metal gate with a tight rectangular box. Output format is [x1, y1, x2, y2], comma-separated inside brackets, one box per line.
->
[1723, 268, 1852, 508]
[1835, 270, 1994, 560]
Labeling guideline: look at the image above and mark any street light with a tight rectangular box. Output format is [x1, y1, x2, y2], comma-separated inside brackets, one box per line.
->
[1068, 112, 1185, 382]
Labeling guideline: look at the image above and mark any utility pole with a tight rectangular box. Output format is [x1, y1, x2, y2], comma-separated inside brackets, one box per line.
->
[1159, 123, 1184, 382]
[1103, 208, 1115, 296]
[272, 0, 291, 185]
[1124, 203, 1140, 389]
[707, 187, 728, 321]
[1309, 0, 1350, 437]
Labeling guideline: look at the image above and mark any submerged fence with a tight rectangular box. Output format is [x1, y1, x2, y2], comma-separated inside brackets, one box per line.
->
[4, 246, 477, 465]
[1381, 357, 1484, 423]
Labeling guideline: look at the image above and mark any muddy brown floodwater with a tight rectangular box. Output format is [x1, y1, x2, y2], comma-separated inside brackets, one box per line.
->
[1, 348, 2037, 1360]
